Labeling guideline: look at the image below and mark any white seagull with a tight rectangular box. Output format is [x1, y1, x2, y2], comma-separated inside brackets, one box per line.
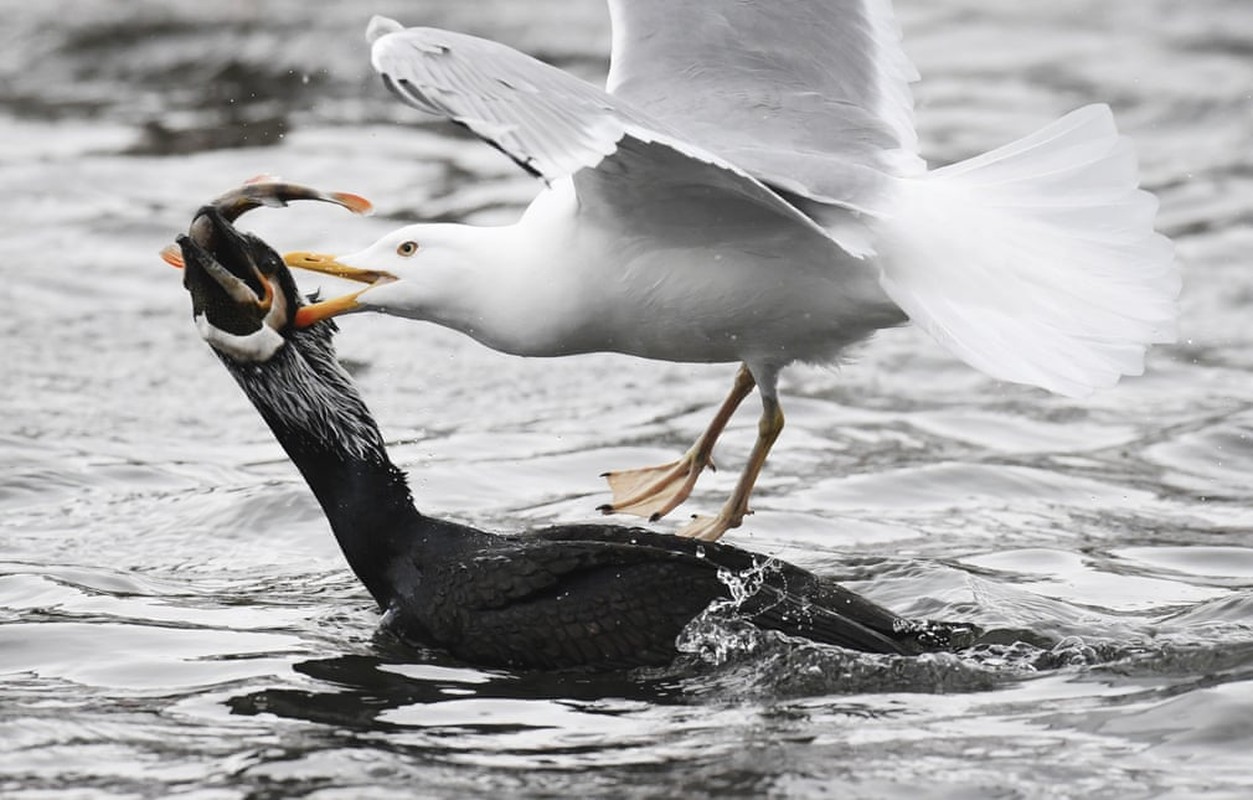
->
[284, 1, 1179, 542]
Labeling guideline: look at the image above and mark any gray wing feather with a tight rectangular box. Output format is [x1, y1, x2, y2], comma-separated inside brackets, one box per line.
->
[374, 28, 624, 178]
[370, 24, 835, 239]
[606, 0, 922, 213]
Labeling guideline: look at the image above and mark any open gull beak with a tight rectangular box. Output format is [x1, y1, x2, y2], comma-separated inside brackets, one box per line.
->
[282, 251, 397, 329]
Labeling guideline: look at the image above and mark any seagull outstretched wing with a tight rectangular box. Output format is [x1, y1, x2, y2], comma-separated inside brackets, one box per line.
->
[367, 18, 839, 241]
[606, 0, 924, 212]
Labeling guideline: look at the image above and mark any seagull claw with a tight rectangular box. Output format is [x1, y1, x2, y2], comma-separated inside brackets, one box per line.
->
[675, 512, 741, 542]
[599, 452, 709, 521]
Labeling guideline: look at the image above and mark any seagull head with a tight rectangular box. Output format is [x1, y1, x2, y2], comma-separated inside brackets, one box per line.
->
[283, 223, 491, 328]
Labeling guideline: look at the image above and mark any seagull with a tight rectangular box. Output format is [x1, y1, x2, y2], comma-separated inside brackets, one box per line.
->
[283, 1, 1179, 542]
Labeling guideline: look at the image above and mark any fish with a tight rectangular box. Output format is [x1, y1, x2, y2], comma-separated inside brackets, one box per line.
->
[160, 175, 372, 269]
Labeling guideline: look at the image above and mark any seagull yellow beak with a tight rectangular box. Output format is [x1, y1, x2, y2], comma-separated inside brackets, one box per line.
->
[293, 288, 370, 328]
[283, 251, 394, 285]
[283, 251, 398, 329]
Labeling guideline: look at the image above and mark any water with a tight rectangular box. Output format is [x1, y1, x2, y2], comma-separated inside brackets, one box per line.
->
[3, 0, 1252, 796]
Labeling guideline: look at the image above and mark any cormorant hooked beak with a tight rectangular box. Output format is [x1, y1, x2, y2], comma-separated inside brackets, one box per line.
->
[178, 207, 294, 340]
[162, 177, 378, 336]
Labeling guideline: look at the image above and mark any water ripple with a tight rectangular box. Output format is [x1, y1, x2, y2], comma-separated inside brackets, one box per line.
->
[3, 0, 1252, 797]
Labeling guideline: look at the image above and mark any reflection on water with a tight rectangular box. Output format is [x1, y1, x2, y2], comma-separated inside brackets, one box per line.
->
[3, 0, 1253, 797]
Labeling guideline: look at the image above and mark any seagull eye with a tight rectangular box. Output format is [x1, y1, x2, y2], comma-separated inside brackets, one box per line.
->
[396, 241, 419, 257]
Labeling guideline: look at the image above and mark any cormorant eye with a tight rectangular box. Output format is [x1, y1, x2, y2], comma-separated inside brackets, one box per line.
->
[396, 241, 419, 257]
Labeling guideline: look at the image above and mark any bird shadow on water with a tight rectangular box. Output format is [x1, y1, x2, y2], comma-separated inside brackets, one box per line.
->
[224, 603, 1127, 733]
[226, 636, 687, 738]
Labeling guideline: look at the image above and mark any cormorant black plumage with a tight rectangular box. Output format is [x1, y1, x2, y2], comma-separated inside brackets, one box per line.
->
[175, 196, 975, 671]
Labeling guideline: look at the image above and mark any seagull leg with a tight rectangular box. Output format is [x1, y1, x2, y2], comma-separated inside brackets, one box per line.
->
[600, 364, 756, 521]
[677, 391, 784, 542]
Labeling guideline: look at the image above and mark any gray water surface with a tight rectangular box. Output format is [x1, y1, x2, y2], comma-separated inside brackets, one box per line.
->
[3, 1, 1252, 797]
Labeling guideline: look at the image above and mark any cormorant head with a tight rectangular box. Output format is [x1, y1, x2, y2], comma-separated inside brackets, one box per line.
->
[177, 206, 302, 363]
[162, 178, 372, 362]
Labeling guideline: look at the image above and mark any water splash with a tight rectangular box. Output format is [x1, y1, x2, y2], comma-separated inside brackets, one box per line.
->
[673, 556, 781, 666]
[715, 554, 780, 606]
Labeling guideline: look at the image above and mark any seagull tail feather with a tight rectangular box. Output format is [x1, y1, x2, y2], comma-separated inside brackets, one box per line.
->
[872, 104, 1179, 397]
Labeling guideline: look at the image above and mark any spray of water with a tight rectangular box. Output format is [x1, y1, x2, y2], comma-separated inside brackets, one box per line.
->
[674, 555, 784, 666]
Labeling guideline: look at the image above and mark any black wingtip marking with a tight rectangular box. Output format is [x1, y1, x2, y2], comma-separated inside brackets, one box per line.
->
[380, 72, 402, 101]
[448, 119, 545, 180]
[387, 75, 433, 111]
[383, 75, 548, 183]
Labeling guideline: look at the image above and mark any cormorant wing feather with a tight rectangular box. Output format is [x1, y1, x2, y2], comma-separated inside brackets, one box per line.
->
[738, 584, 911, 655]
[437, 536, 703, 612]
[528, 526, 916, 655]
[418, 535, 722, 668]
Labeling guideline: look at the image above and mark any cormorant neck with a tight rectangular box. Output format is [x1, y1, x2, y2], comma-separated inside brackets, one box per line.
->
[218, 321, 421, 606]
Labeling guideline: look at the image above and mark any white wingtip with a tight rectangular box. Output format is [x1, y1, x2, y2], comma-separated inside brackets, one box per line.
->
[366, 16, 404, 45]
